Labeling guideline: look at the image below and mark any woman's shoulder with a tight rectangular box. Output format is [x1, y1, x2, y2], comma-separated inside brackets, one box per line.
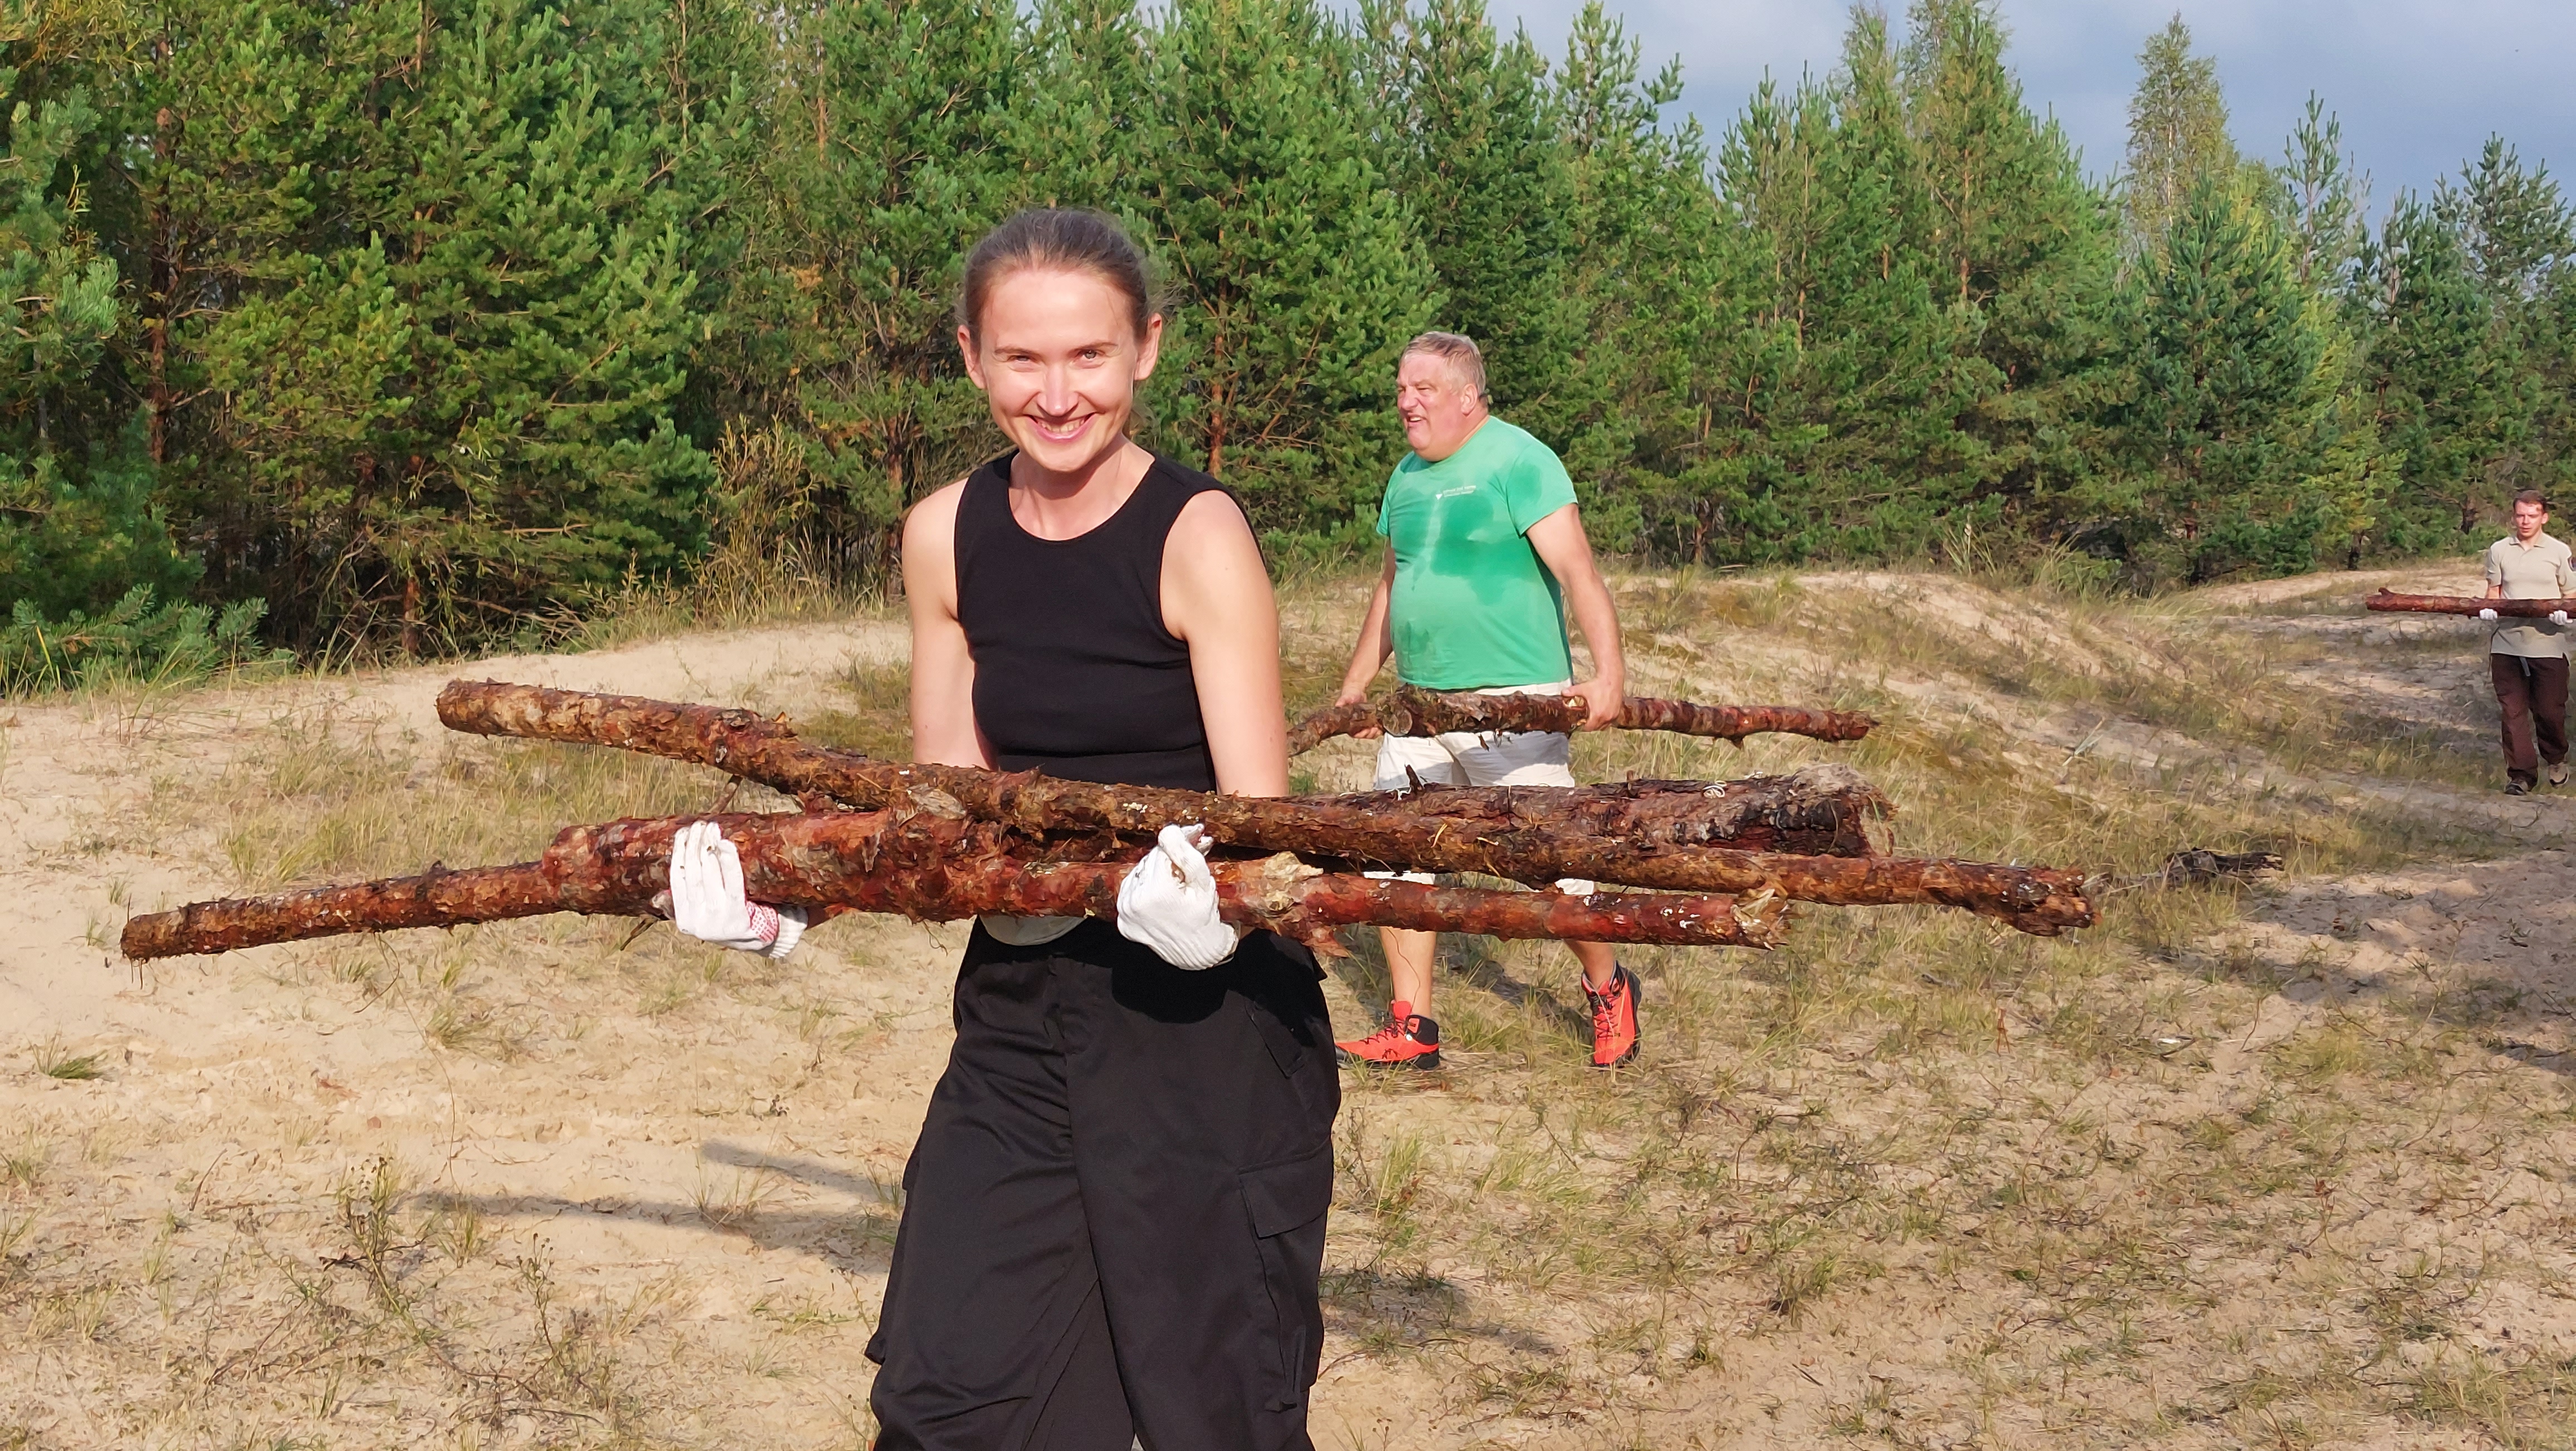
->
[1145, 451, 1228, 498]
[1148, 455, 1252, 533]
[902, 473, 982, 553]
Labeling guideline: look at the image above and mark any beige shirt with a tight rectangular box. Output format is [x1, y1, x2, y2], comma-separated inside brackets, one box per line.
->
[2485, 532, 2576, 658]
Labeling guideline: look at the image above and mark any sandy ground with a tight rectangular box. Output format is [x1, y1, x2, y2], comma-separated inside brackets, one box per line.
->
[8, 565, 2576, 1448]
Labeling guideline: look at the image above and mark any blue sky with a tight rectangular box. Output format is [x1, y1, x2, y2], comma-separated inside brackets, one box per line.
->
[1475, 0, 2575, 213]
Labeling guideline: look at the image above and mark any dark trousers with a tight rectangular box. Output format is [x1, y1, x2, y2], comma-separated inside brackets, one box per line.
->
[2491, 653, 2570, 785]
[867, 922, 1340, 1451]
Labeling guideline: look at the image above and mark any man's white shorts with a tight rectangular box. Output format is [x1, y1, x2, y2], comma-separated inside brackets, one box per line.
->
[1368, 683, 1592, 894]
[1370, 725, 1579, 793]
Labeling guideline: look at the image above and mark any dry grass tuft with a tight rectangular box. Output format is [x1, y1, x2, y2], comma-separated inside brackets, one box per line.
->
[31, 1038, 101, 1082]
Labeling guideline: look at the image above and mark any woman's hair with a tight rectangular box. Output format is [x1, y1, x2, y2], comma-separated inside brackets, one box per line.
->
[958, 208, 1157, 343]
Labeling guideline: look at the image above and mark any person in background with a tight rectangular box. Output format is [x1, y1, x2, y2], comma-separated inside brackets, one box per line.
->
[2479, 489, 2574, 796]
[1328, 330, 1640, 1070]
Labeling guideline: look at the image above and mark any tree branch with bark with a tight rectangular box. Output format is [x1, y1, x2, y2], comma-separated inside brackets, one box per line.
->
[1286, 683, 1877, 754]
[121, 807, 1790, 960]
[122, 680, 2093, 960]
[2365, 590, 2574, 618]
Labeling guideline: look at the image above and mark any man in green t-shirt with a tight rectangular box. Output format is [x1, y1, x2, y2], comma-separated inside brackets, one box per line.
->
[1330, 331, 1637, 1070]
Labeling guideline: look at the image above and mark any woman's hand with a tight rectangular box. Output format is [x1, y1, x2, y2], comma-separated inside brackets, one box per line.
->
[1115, 825, 1238, 970]
[669, 820, 807, 960]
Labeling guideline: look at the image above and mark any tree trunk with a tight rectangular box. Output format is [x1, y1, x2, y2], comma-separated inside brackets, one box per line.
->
[1288, 683, 1877, 753]
[437, 681, 1893, 856]
[2365, 590, 2570, 618]
[120, 807, 1790, 960]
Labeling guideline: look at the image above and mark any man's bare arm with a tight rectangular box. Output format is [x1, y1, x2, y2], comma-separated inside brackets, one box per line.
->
[1332, 548, 1399, 739]
[1526, 504, 1626, 731]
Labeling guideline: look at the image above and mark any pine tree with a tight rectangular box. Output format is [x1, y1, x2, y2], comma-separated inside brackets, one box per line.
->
[1357, 0, 1580, 437]
[2272, 94, 2368, 293]
[2356, 195, 2533, 545]
[2118, 181, 2336, 581]
[1548, 1, 1754, 552]
[1681, 77, 1818, 561]
[0, 10, 199, 619]
[2438, 137, 2572, 304]
[128, 0, 733, 652]
[1009, 0, 1152, 212]
[723, 0, 1022, 572]
[1715, 21, 1979, 559]
[2252, 94, 2388, 564]
[2121, 15, 2233, 253]
[1138, 0, 1432, 548]
[1899, 0, 2121, 532]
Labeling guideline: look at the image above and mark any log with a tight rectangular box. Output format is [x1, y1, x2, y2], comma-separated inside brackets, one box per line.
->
[2159, 848, 2284, 887]
[119, 807, 1791, 960]
[1287, 683, 1876, 753]
[2364, 590, 2574, 619]
[436, 681, 1891, 856]
[1283, 702, 1386, 754]
[434, 680, 2086, 932]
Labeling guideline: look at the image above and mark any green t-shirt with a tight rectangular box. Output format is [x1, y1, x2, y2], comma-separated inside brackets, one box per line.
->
[1375, 417, 1579, 690]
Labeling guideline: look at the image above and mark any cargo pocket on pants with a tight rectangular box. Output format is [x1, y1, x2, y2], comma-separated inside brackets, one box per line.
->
[1239, 1143, 1334, 1414]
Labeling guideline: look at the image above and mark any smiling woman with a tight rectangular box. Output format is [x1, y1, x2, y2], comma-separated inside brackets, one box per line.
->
[869, 208, 1340, 1451]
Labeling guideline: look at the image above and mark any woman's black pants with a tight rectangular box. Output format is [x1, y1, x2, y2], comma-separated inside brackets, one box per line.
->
[866, 921, 1341, 1450]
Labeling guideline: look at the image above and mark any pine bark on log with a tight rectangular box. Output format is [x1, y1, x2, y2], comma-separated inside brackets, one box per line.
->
[1286, 683, 1876, 753]
[119, 807, 1790, 960]
[1284, 702, 1380, 754]
[436, 681, 1891, 856]
[431, 682, 2089, 933]
[2364, 590, 2575, 618]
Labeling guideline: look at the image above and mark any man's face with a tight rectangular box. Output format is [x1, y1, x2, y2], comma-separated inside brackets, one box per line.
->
[1394, 352, 1482, 462]
[2516, 501, 2549, 542]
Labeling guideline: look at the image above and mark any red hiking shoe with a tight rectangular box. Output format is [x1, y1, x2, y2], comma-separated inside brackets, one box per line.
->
[1585, 966, 1641, 1068]
[1336, 1000, 1442, 1069]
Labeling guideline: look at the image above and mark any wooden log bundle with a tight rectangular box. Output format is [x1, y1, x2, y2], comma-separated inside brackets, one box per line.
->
[436, 682, 1894, 858]
[1286, 683, 1877, 754]
[436, 682, 2087, 932]
[119, 807, 1789, 960]
[2364, 590, 2575, 619]
[123, 679, 2095, 960]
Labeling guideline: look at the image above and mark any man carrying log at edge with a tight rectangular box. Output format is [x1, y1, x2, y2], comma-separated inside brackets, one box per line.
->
[2481, 489, 2574, 796]
[1329, 330, 1642, 1070]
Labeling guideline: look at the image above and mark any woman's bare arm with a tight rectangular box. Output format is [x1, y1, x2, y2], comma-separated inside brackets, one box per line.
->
[904, 481, 992, 770]
[1163, 490, 1290, 798]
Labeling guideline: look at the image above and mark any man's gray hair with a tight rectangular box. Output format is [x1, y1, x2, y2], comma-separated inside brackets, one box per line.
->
[1401, 330, 1487, 399]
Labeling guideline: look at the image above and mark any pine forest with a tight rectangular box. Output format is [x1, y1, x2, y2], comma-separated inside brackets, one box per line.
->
[1, 0, 2570, 669]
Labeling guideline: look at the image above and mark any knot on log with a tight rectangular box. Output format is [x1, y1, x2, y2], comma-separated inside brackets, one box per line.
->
[906, 785, 968, 819]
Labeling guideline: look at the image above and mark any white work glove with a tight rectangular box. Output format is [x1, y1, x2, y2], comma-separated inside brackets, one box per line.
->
[668, 820, 807, 959]
[2551, 611, 2569, 626]
[2479, 608, 2500, 621]
[1115, 825, 1238, 970]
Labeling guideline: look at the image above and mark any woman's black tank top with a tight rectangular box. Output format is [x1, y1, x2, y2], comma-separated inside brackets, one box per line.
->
[954, 451, 1232, 791]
